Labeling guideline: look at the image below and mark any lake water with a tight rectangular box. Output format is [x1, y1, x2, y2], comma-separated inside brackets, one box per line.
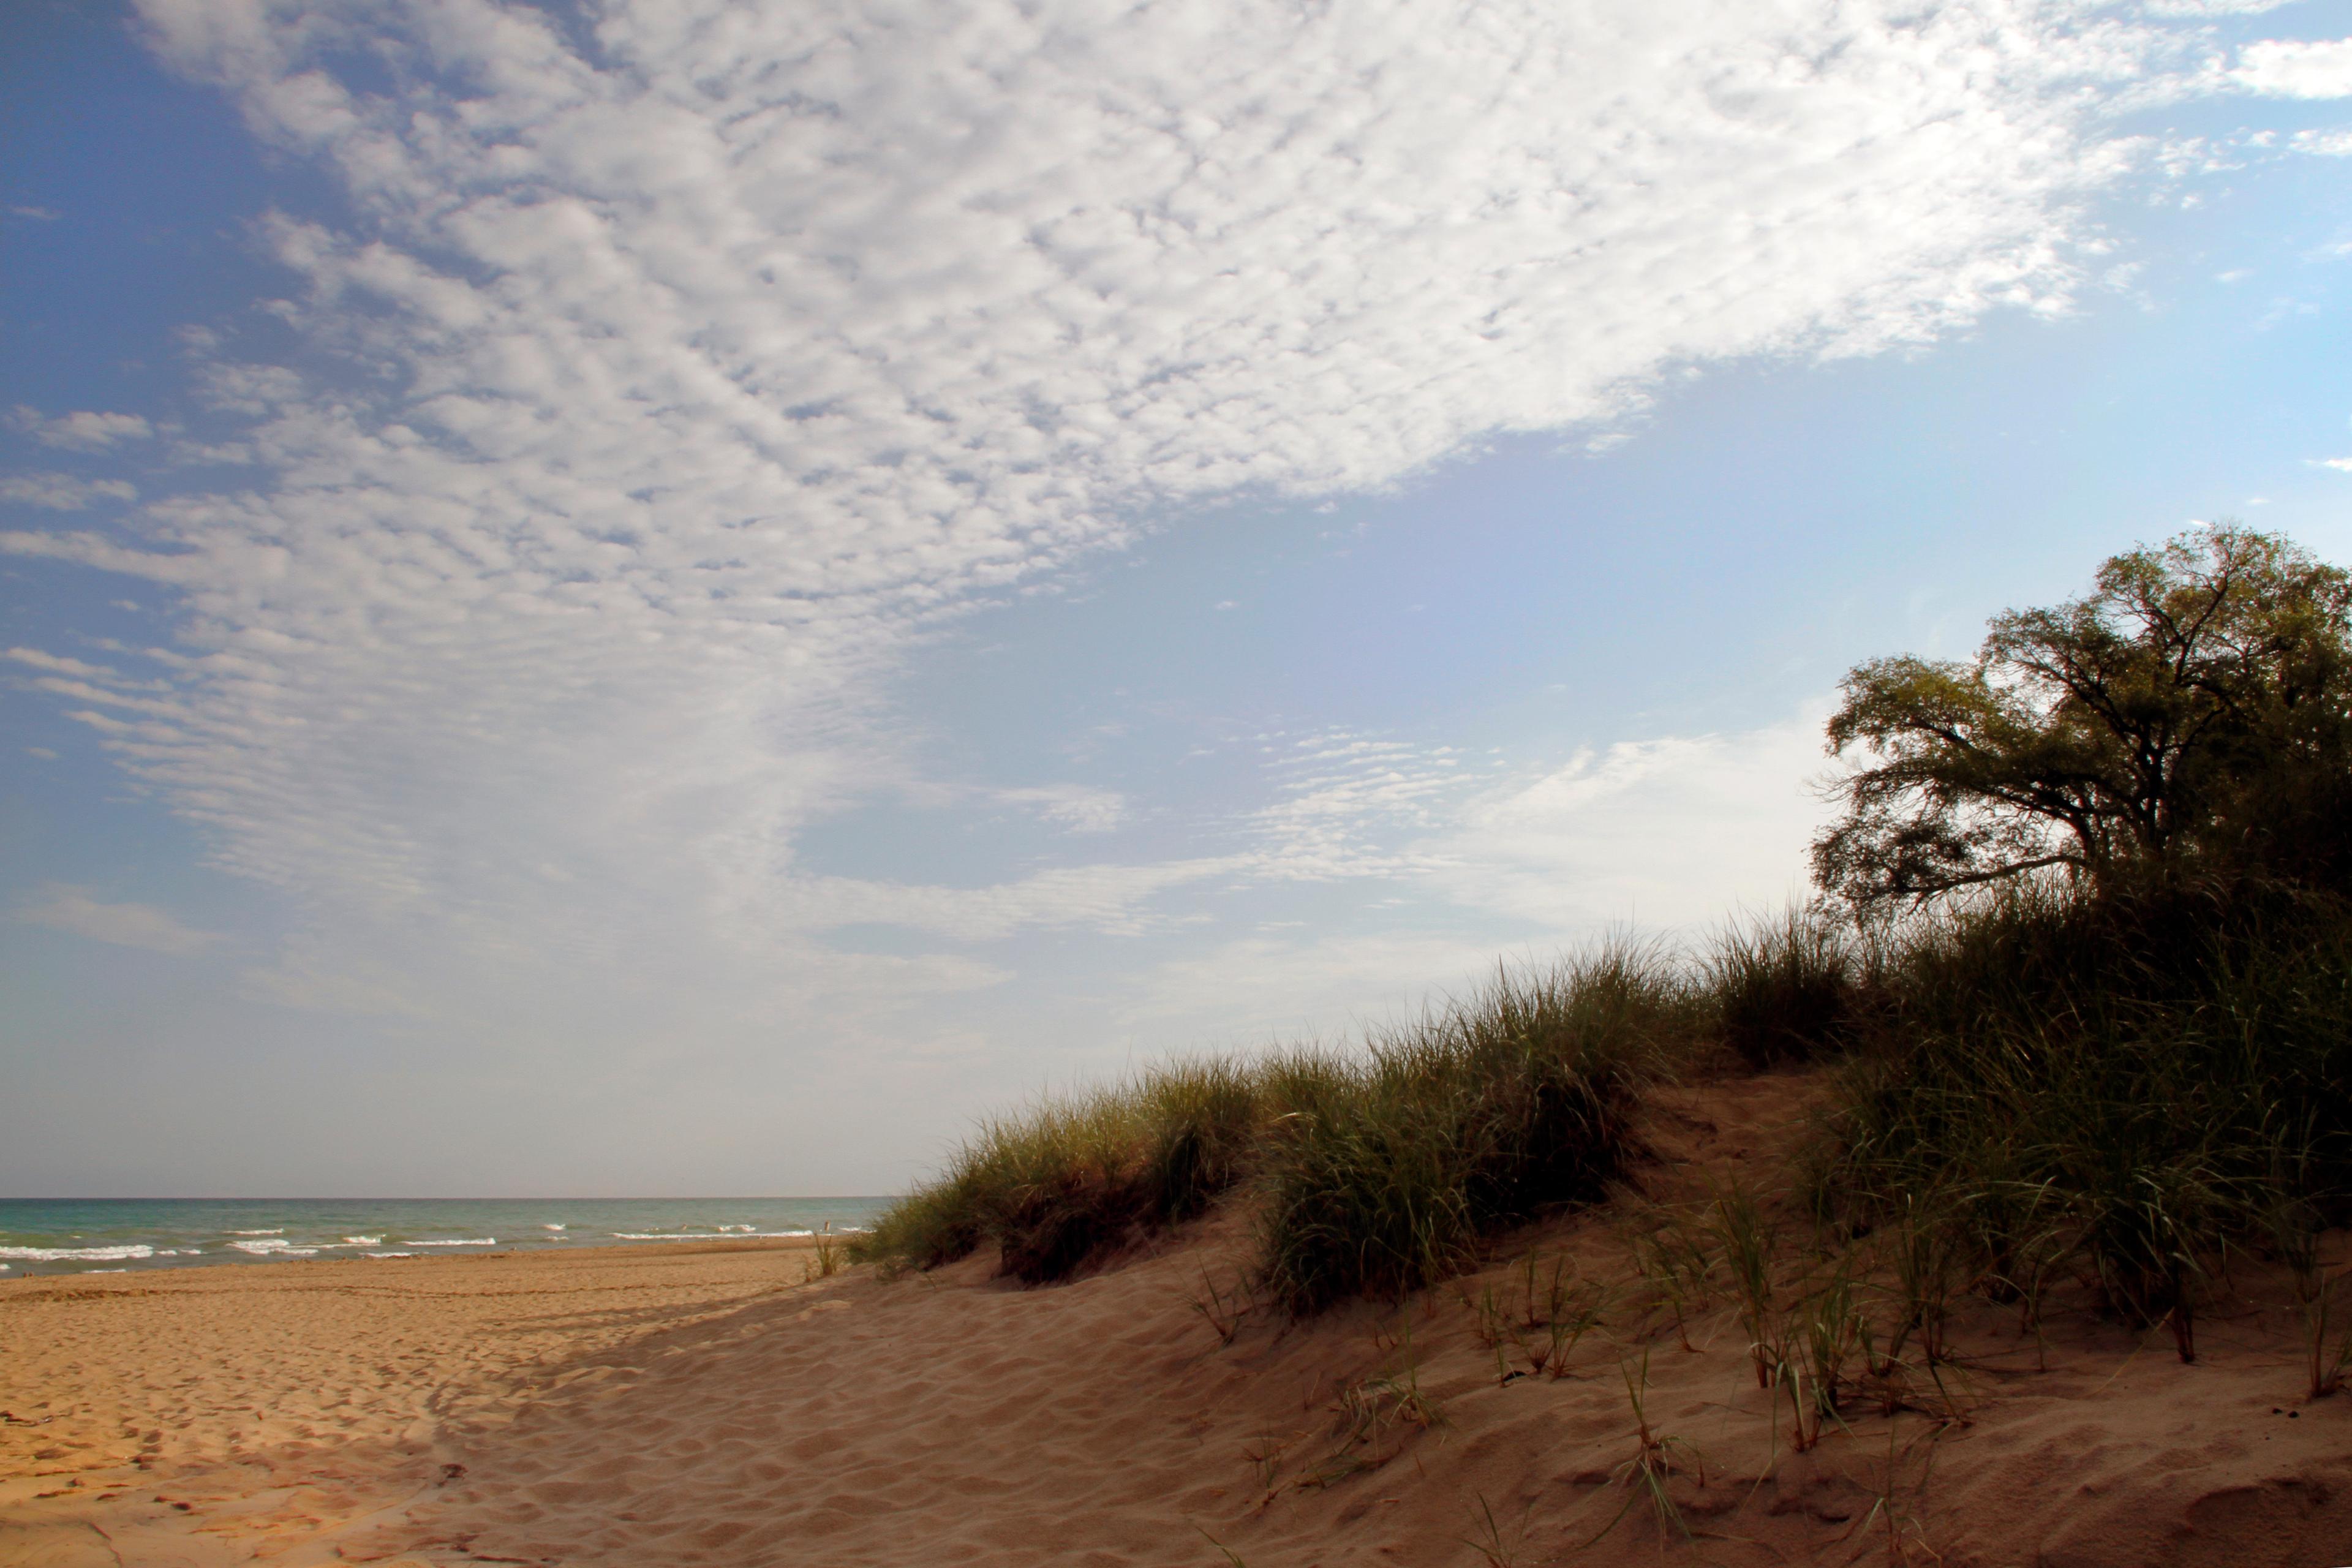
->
[0, 1196, 889, 1276]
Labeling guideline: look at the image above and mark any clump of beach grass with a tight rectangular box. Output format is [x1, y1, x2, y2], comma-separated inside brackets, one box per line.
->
[854, 872, 2352, 1370]
[800, 1222, 843, 1283]
[1253, 944, 1691, 1316]
[1814, 878, 2352, 1359]
[854, 943, 1699, 1306]
[1584, 1349, 1704, 1550]
[1705, 905, 1863, 1069]
[850, 1054, 1270, 1284]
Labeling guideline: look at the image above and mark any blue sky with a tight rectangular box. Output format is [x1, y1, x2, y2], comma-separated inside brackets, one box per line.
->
[3, 0, 2350, 1196]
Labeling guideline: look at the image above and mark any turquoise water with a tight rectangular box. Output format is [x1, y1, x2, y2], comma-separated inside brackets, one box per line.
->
[0, 1197, 888, 1276]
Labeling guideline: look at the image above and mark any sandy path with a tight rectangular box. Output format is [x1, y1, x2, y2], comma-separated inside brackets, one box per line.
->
[9, 1080, 2352, 1566]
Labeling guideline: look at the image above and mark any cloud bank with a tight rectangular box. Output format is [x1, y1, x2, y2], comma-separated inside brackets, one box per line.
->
[1, 1, 2258, 1054]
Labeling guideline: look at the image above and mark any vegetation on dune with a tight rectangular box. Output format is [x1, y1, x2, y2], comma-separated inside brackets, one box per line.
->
[854, 954, 1689, 1297]
[1815, 880, 2352, 1359]
[1704, 906, 1860, 1070]
[1252, 947, 1685, 1315]
[858, 524, 2352, 1359]
[1811, 524, 2352, 1360]
[851, 1057, 1281, 1284]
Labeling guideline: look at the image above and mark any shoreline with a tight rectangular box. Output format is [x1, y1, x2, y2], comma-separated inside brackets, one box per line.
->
[0, 1231, 846, 1287]
[0, 1196, 882, 1280]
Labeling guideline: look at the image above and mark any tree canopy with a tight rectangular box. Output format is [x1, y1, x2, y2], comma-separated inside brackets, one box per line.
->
[1812, 524, 2352, 909]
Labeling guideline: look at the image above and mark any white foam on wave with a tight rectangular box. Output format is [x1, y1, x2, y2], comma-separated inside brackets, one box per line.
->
[341, 1235, 384, 1245]
[228, 1229, 284, 1236]
[0, 1244, 154, 1262]
[410, 1238, 496, 1246]
[368, 1251, 417, 1258]
[543, 1223, 567, 1231]
[230, 1238, 319, 1257]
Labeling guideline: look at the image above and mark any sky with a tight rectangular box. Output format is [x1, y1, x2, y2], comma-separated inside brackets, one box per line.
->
[2, 0, 2350, 1197]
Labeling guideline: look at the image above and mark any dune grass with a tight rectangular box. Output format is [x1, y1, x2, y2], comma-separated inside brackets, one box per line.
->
[854, 944, 1700, 1304]
[855, 870, 2352, 1351]
[851, 1055, 1280, 1284]
[1705, 906, 1862, 1069]
[1813, 878, 2352, 1357]
[1252, 945, 1689, 1314]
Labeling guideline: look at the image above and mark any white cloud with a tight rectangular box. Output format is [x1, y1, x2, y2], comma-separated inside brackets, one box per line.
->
[0, 473, 138, 510]
[0, 529, 203, 579]
[1114, 930, 1534, 1052]
[1246, 729, 1480, 880]
[5, 647, 126, 681]
[789, 857, 1251, 942]
[1433, 714, 1835, 932]
[239, 947, 441, 1017]
[1112, 709, 1834, 1050]
[2293, 127, 2352, 157]
[2317, 458, 2352, 472]
[7, 407, 155, 452]
[1000, 784, 1128, 834]
[16, 884, 223, 955]
[2234, 38, 2352, 99]
[7, 0, 2207, 1025]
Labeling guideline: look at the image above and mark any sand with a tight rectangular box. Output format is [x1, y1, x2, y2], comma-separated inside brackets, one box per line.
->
[7, 1077, 2352, 1566]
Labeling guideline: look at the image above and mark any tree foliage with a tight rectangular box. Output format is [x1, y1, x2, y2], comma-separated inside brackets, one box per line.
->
[1813, 524, 2352, 908]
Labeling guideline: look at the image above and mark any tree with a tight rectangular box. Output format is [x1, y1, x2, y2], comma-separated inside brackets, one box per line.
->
[1812, 524, 2352, 909]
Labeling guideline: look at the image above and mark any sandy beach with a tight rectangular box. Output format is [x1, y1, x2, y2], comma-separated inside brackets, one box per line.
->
[7, 1077, 2352, 1567]
[0, 1238, 833, 1565]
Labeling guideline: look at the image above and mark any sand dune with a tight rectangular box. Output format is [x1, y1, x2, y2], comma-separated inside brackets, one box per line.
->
[7, 1077, 2351, 1566]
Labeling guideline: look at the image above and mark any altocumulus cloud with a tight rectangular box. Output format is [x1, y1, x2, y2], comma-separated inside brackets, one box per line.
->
[6, 407, 156, 453]
[0, 1, 2275, 1038]
[16, 885, 224, 956]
